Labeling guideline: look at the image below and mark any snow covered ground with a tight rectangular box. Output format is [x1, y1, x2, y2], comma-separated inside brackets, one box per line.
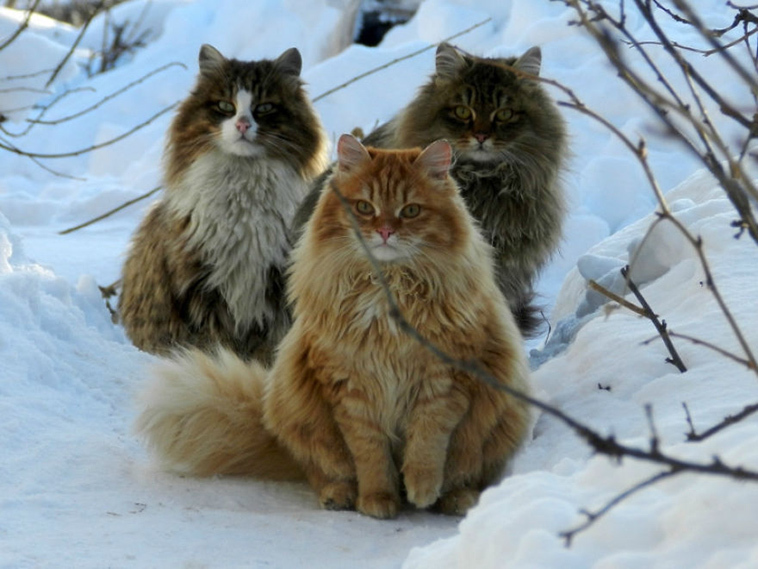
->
[2, 1, 757, 567]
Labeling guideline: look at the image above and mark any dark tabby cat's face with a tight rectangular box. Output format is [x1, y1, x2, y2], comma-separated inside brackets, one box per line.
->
[169, 45, 322, 168]
[398, 44, 554, 165]
[316, 135, 468, 263]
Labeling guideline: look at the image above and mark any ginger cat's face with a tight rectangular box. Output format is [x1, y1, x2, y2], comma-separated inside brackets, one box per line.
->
[316, 135, 468, 263]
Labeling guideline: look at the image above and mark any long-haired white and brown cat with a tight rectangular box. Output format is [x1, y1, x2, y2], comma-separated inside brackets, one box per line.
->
[135, 135, 531, 518]
[118, 44, 327, 363]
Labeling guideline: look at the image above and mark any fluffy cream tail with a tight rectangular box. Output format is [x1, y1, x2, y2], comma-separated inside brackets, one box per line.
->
[134, 347, 305, 481]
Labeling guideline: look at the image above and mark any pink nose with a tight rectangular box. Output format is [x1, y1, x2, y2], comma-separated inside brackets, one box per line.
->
[474, 133, 489, 144]
[377, 226, 394, 243]
[236, 119, 250, 134]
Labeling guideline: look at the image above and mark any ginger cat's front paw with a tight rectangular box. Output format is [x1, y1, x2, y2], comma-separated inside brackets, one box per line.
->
[357, 491, 400, 519]
[434, 487, 480, 516]
[403, 466, 443, 509]
[319, 480, 357, 511]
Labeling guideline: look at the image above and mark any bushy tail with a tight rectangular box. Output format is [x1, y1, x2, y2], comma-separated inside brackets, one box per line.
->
[512, 290, 545, 339]
[134, 347, 305, 481]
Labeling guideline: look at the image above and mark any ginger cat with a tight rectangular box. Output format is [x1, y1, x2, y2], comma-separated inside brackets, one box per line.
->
[293, 43, 567, 336]
[136, 135, 531, 518]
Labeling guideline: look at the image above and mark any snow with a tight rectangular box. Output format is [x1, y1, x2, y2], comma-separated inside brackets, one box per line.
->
[1, 0, 757, 567]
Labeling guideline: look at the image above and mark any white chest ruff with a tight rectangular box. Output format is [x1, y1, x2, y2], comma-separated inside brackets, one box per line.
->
[169, 152, 307, 331]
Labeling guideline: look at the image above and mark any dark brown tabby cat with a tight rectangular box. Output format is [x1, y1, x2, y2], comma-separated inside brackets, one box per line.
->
[293, 43, 567, 335]
[135, 135, 532, 519]
[119, 44, 327, 363]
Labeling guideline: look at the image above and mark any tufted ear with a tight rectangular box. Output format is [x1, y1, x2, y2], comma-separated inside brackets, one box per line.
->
[336, 134, 371, 173]
[435, 43, 468, 80]
[273, 47, 302, 77]
[514, 46, 541, 77]
[414, 139, 452, 181]
[198, 44, 226, 76]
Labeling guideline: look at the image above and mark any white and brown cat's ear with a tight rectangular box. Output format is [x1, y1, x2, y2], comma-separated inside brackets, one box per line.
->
[435, 43, 468, 80]
[336, 134, 371, 173]
[515, 46, 542, 77]
[415, 140, 453, 181]
[198, 44, 227, 76]
[274, 47, 303, 77]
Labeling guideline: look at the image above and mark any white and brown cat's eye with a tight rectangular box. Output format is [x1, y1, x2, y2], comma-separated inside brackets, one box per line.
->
[216, 100, 235, 114]
[254, 103, 276, 116]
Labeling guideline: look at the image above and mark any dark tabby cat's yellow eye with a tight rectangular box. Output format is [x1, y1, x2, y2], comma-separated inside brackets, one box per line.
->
[217, 101, 235, 114]
[400, 204, 421, 218]
[355, 200, 375, 215]
[495, 108, 515, 122]
[454, 105, 472, 120]
[255, 103, 275, 115]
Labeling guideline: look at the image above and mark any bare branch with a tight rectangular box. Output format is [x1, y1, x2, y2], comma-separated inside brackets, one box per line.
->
[29, 62, 185, 126]
[684, 401, 758, 442]
[0, 102, 176, 160]
[0, 0, 42, 51]
[561, 469, 677, 547]
[312, 17, 493, 103]
[59, 186, 161, 235]
[45, 1, 107, 88]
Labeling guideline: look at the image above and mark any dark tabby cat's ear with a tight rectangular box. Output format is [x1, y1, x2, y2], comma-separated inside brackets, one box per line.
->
[435, 43, 468, 80]
[514, 46, 542, 77]
[336, 134, 371, 173]
[273, 48, 303, 77]
[414, 140, 452, 180]
[198, 44, 227, 76]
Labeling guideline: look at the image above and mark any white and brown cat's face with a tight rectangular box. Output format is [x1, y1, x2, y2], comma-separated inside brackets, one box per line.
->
[318, 135, 465, 264]
[215, 89, 272, 157]
[168, 45, 324, 166]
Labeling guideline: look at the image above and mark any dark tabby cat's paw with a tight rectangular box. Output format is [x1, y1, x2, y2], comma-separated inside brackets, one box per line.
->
[434, 487, 480, 516]
[357, 491, 400, 519]
[319, 481, 357, 511]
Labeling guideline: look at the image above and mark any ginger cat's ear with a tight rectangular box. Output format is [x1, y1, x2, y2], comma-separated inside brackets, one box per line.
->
[274, 47, 303, 77]
[337, 134, 371, 173]
[515, 46, 541, 77]
[435, 43, 468, 80]
[198, 44, 226, 76]
[414, 140, 452, 180]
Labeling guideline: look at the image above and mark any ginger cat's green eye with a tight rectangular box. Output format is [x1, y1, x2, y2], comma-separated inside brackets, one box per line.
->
[355, 200, 375, 215]
[400, 204, 421, 218]
[255, 103, 275, 115]
[454, 105, 472, 120]
[495, 108, 515, 122]
[217, 101, 235, 114]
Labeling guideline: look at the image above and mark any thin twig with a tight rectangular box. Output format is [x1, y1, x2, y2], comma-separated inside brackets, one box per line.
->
[59, 186, 161, 235]
[0, 0, 42, 51]
[561, 470, 677, 547]
[30, 62, 185, 126]
[587, 279, 647, 316]
[621, 265, 687, 373]
[312, 17, 492, 103]
[0, 103, 176, 159]
[45, 1, 107, 88]
[684, 401, 758, 442]
[670, 331, 756, 370]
